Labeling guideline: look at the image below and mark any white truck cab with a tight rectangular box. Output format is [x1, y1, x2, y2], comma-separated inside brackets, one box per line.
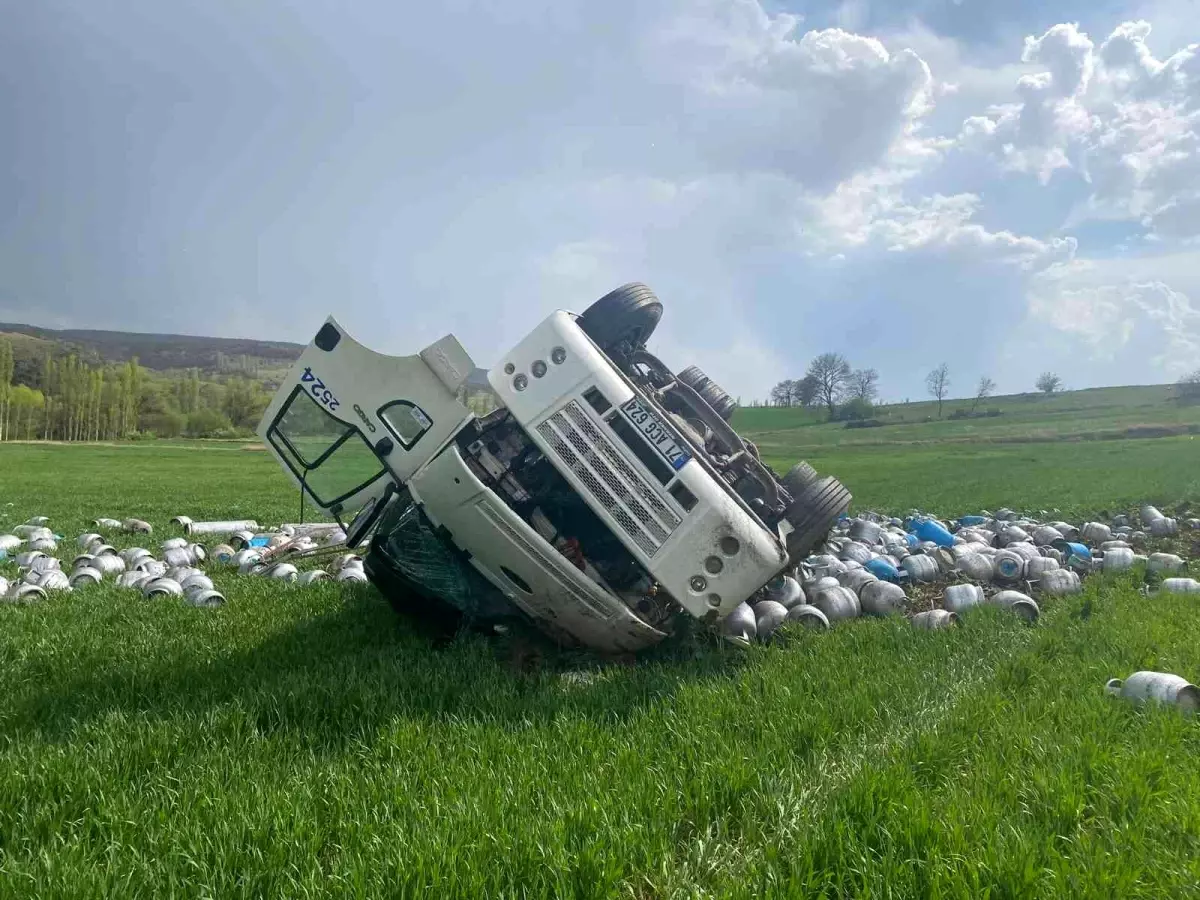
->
[256, 283, 851, 652]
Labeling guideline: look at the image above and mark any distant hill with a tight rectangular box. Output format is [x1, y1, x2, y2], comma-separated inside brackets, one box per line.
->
[0, 322, 492, 389]
[0, 322, 304, 374]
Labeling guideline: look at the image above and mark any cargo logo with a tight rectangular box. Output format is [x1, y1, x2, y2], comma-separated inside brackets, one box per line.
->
[301, 367, 340, 412]
[353, 404, 377, 433]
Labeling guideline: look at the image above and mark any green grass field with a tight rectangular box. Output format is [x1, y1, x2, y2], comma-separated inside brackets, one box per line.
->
[3, 386, 1200, 897]
[734, 384, 1200, 449]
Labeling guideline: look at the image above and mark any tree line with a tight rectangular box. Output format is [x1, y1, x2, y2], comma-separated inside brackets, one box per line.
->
[769, 353, 881, 419]
[1179, 370, 1200, 403]
[770, 353, 1067, 419]
[0, 338, 273, 442]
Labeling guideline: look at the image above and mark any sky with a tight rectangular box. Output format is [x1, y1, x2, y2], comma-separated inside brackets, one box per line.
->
[2, 0, 1199, 403]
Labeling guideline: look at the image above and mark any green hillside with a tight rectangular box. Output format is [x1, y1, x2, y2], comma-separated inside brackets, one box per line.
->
[0, 322, 303, 378]
[734, 383, 1200, 453]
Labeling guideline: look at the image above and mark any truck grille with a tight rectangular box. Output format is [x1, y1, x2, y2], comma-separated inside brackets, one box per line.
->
[538, 400, 681, 557]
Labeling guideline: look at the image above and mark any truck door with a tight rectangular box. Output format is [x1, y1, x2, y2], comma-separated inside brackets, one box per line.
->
[256, 317, 478, 537]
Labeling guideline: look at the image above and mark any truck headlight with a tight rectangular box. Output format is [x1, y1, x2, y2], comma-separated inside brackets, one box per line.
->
[531, 360, 548, 379]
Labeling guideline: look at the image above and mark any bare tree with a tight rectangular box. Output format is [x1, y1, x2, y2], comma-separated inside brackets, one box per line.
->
[926, 363, 950, 419]
[1177, 370, 1200, 404]
[848, 368, 880, 403]
[795, 374, 820, 408]
[1036, 371, 1062, 395]
[805, 353, 852, 417]
[972, 375, 996, 412]
[770, 377, 825, 408]
[769, 379, 798, 407]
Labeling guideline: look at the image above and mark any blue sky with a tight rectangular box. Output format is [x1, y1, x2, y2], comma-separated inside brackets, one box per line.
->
[2, 0, 1199, 402]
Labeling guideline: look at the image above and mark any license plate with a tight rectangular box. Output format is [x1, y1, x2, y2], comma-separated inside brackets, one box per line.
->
[619, 396, 691, 471]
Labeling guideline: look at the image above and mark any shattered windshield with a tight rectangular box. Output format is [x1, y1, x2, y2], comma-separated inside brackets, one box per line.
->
[270, 387, 387, 507]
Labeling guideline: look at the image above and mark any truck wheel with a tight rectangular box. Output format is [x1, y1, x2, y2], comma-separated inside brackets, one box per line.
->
[677, 365, 711, 392]
[782, 461, 818, 498]
[577, 283, 663, 353]
[678, 365, 737, 421]
[785, 475, 852, 562]
[699, 381, 737, 421]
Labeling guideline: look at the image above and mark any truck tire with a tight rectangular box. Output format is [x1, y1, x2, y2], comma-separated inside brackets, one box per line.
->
[785, 475, 852, 562]
[678, 365, 737, 421]
[782, 461, 818, 498]
[677, 365, 711, 392]
[577, 283, 663, 353]
[700, 381, 737, 420]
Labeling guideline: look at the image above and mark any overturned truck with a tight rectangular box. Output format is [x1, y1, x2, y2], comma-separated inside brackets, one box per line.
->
[255, 284, 851, 651]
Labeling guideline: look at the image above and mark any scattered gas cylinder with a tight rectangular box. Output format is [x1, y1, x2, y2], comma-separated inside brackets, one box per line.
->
[912, 609, 959, 630]
[1106, 671, 1198, 714]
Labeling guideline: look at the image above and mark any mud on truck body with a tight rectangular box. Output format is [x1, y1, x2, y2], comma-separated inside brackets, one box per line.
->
[255, 284, 851, 652]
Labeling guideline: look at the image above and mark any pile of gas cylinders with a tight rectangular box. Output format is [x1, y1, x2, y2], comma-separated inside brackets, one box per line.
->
[724, 503, 1197, 643]
[1, 516, 362, 604]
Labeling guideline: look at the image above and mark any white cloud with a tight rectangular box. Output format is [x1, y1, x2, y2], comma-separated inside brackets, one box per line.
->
[497, 5, 1115, 396]
[1025, 23, 1096, 97]
[957, 20, 1200, 238]
[343, 8, 1200, 395]
[536, 240, 622, 292]
[646, 4, 941, 188]
[1028, 276, 1200, 378]
[877, 23, 1034, 134]
[800, 176, 1077, 268]
[8, 0, 1200, 402]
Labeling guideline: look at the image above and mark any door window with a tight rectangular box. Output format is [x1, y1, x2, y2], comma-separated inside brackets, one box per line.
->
[378, 400, 433, 449]
[269, 387, 387, 507]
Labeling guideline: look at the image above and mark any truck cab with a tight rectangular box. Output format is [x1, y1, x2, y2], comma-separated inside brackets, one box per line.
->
[256, 284, 851, 652]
